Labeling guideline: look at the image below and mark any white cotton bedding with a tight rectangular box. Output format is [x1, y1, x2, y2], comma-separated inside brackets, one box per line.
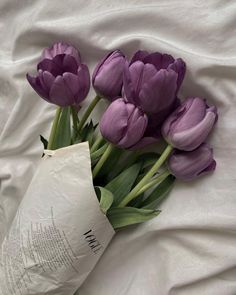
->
[0, 1, 236, 294]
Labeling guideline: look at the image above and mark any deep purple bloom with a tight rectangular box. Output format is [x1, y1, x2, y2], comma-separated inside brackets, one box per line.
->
[100, 98, 148, 148]
[27, 42, 90, 107]
[123, 50, 186, 114]
[162, 97, 218, 151]
[92, 50, 126, 101]
[168, 143, 216, 181]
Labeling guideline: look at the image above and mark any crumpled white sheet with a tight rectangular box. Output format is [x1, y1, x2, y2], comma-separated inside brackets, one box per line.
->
[0, 0, 236, 294]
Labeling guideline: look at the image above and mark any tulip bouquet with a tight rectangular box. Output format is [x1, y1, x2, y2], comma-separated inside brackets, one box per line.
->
[0, 42, 218, 295]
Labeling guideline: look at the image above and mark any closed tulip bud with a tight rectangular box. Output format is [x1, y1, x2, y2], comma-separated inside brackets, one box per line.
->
[100, 98, 148, 148]
[92, 50, 126, 101]
[168, 143, 216, 181]
[123, 50, 186, 114]
[27, 42, 90, 107]
[162, 97, 218, 151]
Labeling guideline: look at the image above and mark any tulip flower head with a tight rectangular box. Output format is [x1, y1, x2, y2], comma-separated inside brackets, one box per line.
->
[162, 97, 218, 151]
[123, 50, 186, 114]
[92, 50, 126, 101]
[27, 42, 90, 107]
[168, 143, 216, 181]
[100, 98, 148, 149]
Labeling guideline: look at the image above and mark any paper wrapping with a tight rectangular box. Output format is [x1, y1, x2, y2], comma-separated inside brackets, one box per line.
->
[0, 142, 115, 295]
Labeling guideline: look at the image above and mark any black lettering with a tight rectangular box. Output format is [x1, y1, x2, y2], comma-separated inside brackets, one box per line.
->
[83, 229, 92, 236]
[83, 229, 103, 254]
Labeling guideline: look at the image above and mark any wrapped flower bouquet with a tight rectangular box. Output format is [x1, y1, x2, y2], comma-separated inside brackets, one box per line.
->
[0, 42, 218, 295]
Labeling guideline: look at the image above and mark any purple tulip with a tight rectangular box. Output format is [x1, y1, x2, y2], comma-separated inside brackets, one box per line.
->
[92, 50, 126, 101]
[100, 98, 148, 148]
[123, 50, 186, 114]
[162, 97, 218, 151]
[168, 143, 216, 181]
[27, 42, 90, 107]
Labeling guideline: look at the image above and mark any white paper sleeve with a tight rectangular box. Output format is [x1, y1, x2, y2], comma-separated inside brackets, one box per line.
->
[0, 142, 115, 295]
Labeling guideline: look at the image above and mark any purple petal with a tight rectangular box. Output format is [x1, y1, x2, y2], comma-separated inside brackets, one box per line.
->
[173, 98, 207, 133]
[125, 61, 157, 107]
[143, 52, 175, 70]
[37, 58, 62, 77]
[100, 98, 128, 144]
[49, 76, 75, 106]
[38, 55, 78, 76]
[26, 73, 50, 101]
[76, 64, 90, 103]
[161, 103, 187, 139]
[40, 71, 55, 93]
[62, 55, 78, 74]
[41, 42, 81, 64]
[139, 63, 158, 92]
[208, 105, 218, 124]
[93, 50, 125, 100]
[129, 61, 145, 95]
[172, 110, 217, 151]
[168, 143, 216, 181]
[62, 72, 79, 98]
[130, 50, 149, 64]
[123, 61, 136, 104]
[63, 44, 81, 65]
[119, 108, 148, 148]
[168, 58, 186, 91]
[92, 50, 124, 82]
[200, 159, 216, 174]
[139, 69, 177, 113]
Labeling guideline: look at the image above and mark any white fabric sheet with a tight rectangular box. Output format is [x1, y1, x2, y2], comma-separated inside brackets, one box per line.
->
[0, 0, 236, 294]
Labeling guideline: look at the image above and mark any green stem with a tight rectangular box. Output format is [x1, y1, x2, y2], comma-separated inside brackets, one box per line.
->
[77, 95, 102, 134]
[91, 143, 109, 162]
[71, 106, 79, 142]
[47, 107, 62, 150]
[118, 144, 173, 207]
[136, 170, 170, 197]
[92, 143, 114, 178]
[90, 135, 104, 153]
[71, 106, 79, 128]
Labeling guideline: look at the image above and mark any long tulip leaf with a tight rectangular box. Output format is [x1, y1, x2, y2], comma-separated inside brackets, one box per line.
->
[141, 175, 175, 209]
[53, 106, 71, 149]
[107, 207, 160, 230]
[105, 163, 142, 206]
[95, 186, 114, 214]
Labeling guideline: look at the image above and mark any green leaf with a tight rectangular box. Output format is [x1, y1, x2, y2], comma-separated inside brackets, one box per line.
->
[141, 175, 175, 209]
[109, 150, 138, 178]
[98, 147, 124, 178]
[40, 135, 48, 149]
[53, 107, 71, 149]
[95, 186, 114, 214]
[128, 193, 144, 208]
[129, 153, 161, 186]
[105, 163, 142, 207]
[112, 152, 160, 178]
[107, 207, 160, 230]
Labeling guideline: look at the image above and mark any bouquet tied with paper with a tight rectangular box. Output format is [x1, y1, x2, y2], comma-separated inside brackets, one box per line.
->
[0, 42, 218, 295]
